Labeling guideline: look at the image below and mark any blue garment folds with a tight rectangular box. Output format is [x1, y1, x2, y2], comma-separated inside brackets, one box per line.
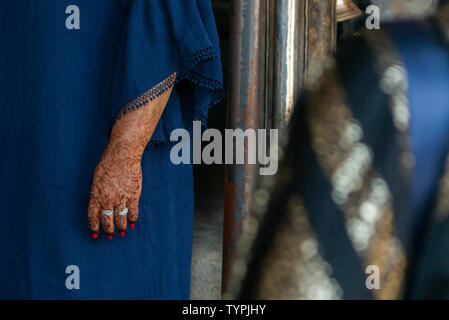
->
[388, 22, 449, 233]
[0, 0, 223, 299]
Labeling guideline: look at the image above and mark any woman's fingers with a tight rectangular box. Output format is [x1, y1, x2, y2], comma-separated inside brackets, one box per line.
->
[88, 199, 100, 239]
[115, 204, 128, 237]
[100, 202, 115, 240]
[128, 198, 139, 229]
[89, 188, 139, 240]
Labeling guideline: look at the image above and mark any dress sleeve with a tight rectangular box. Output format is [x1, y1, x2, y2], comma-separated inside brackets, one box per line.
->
[111, 0, 224, 145]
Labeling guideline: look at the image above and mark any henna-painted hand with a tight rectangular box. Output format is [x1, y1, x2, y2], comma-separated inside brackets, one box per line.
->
[88, 138, 143, 240]
[88, 73, 176, 240]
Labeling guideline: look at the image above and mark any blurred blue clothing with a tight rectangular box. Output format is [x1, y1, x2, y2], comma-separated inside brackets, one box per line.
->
[0, 0, 223, 299]
[242, 9, 449, 299]
[388, 22, 449, 233]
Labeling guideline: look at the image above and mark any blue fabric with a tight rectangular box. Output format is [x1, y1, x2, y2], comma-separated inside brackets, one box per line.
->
[0, 0, 223, 299]
[388, 22, 449, 232]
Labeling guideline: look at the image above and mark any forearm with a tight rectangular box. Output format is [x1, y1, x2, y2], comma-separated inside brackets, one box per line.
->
[88, 73, 176, 239]
[108, 73, 176, 158]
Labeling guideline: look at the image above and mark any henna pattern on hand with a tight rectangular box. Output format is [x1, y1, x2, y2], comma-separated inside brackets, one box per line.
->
[88, 73, 176, 239]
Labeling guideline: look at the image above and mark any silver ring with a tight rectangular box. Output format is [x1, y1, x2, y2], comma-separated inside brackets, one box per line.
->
[118, 207, 128, 216]
[102, 210, 114, 217]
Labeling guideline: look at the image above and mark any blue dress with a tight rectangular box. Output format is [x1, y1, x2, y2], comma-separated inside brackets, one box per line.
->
[0, 0, 223, 299]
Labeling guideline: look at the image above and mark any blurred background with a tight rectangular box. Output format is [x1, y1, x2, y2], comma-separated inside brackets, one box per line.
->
[190, 0, 439, 299]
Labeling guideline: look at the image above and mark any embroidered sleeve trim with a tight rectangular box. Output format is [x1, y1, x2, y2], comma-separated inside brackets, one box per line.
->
[117, 73, 177, 120]
[116, 46, 225, 130]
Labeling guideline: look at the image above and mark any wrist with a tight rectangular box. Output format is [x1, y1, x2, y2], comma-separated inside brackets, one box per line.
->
[105, 138, 145, 163]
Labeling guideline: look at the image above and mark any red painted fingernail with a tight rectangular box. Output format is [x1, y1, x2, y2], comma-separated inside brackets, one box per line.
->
[119, 231, 126, 237]
[91, 233, 98, 240]
[130, 223, 135, 229]
[107, 235, 113, 240]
